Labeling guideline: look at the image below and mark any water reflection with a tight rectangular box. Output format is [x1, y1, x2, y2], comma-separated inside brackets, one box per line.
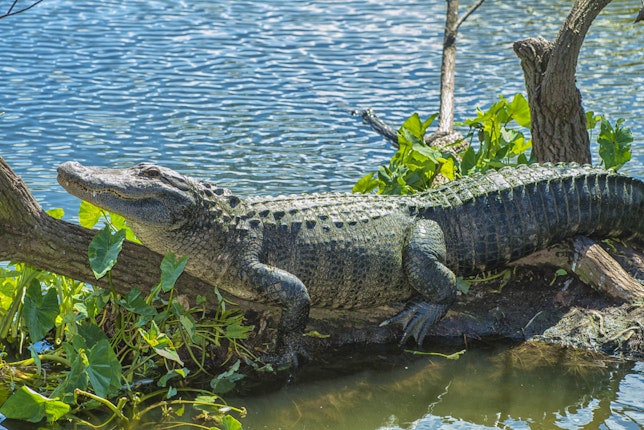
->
[230, 344, 641, 430]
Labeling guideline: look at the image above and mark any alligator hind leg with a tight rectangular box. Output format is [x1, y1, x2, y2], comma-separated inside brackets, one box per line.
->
[381, 219, 456, 345]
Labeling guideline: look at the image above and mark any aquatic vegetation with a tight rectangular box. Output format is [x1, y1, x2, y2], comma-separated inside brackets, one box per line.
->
[353, 93, 633, 195]
[0, 204, 251, 428]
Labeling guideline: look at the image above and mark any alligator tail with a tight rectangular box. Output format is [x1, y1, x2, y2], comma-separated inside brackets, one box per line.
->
[426, 164, 644, 274]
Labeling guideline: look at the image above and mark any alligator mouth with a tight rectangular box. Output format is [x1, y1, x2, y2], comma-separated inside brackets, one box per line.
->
[58, 161, 158, 202]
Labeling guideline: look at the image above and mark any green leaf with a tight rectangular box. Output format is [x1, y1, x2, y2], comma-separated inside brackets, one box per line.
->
[158, 368, 190, 387]
[159, 253, 188, 293]
[45, 208, 65, 219]
[399, 112, 423, 140]
[79, 201, 102, 229]
[439, 157, 457, 181]
[51, 352, 88, 404]
[210, 360, 244, 395]
[598, 117, 632, 170]
[107, 212, 141, 243]
[23, 280, 59, 342]
[456, 277, 471, 294]
[585, 111, 602, 131]
[225, 315, 253, 339]
[508, 93, 530, 128]
[73, 321, 109, 351]
[352, 171, 379, 194]
[139, 321, 184, 365]
[460, 147, 477, 175]
[88, 226, 126, 279]
[86, 339, 122, 398]
[222, 415, 243, 430]
[0, 386, 70, 423]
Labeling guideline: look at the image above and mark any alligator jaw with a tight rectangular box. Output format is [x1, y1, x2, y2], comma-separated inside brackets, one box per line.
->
[57, 161, 196, 228]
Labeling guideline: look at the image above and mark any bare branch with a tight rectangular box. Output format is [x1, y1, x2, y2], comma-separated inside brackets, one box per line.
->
[455, 0, 486, 31]
[353, 109, 400, 147]
[1, 0, 45, 19]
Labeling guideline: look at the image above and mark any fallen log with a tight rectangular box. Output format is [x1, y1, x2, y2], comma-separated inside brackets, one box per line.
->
[1, 156, 642, 360]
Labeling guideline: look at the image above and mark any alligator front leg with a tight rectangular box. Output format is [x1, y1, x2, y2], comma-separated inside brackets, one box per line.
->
[243, 260, 311, 368]
[382, 219, 457, 345]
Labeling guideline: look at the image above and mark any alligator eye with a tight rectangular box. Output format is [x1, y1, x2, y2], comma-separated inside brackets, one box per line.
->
[141, 166, 162, 178]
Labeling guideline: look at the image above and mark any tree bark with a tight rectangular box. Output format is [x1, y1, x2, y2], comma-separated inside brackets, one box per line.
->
[436, 0, 459, 135]
[513, 0, 613, 164]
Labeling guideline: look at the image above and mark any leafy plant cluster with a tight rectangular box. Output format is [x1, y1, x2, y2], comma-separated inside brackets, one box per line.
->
[353, 93, 633, 195]
[0, 203, 252, 429]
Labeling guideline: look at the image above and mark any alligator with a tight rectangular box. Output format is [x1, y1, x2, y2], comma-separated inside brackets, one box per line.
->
[57, 162, 643, 365]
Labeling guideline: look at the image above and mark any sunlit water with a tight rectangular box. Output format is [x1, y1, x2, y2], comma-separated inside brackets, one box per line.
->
[1, 0, 643, 428]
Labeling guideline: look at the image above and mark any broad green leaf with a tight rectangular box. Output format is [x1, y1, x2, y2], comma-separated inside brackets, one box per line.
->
[178, 314, 197, 341]
[23, 280, 58, 341]
[159, 253, 188, 293]
[79, 201, 102, 229]
[88, 226, 126, 279]
[45, 208, 64, 219]
[225, 318, 253, 340]
[158, 368, 190, 387]
[72, 321, 109, 351]
[352, 172, 379, 194]
[411, 139, 441, 160]
[439, 157, 457, 181]
[598, 117, 632, 170]
[222, 415, 243, 430]
[456, 277, 471, 294]
[210, 361, 244, 395]
[0, 386, 70, 423]
[585, 111, 601, 131]
[139, 321, 184, 365]
[86, 339, 122, 398]
[460, 147, 477, 175]
[50, 353, 88, 404]
[119, 288, 157, 319]
[107, 212, 140, 243]
[399, 112, 423, 140]
[508, 93, 530, 127]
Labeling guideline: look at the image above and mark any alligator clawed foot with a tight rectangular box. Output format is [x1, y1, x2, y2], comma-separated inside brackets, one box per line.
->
[261, 333, 310, 371]
[380, 301, 450, 346]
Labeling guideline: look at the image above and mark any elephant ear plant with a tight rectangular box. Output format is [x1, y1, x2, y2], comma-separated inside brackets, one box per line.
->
[0, 203, 250, 428]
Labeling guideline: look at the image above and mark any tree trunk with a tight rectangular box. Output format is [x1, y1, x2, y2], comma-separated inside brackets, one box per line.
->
[513, 0, 613, 164]
[437, 0, 459, 135]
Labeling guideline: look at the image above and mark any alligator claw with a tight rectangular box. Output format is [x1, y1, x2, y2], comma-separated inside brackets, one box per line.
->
[381, 301, 449, 345]
[262, 332, 310, 370]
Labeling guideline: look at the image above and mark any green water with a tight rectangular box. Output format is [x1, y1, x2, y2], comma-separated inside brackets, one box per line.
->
[226, 344, 643, 429]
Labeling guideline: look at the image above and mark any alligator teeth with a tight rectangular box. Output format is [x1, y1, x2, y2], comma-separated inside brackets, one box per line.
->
[92, 191, 97, 197]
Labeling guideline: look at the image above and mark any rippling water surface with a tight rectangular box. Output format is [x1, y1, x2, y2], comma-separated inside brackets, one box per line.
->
[2, 0, 643, 209]
[1, 0, 643, 428]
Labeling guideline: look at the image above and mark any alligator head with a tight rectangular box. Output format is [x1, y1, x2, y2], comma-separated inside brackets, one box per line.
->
[57, 161, 201, 231]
